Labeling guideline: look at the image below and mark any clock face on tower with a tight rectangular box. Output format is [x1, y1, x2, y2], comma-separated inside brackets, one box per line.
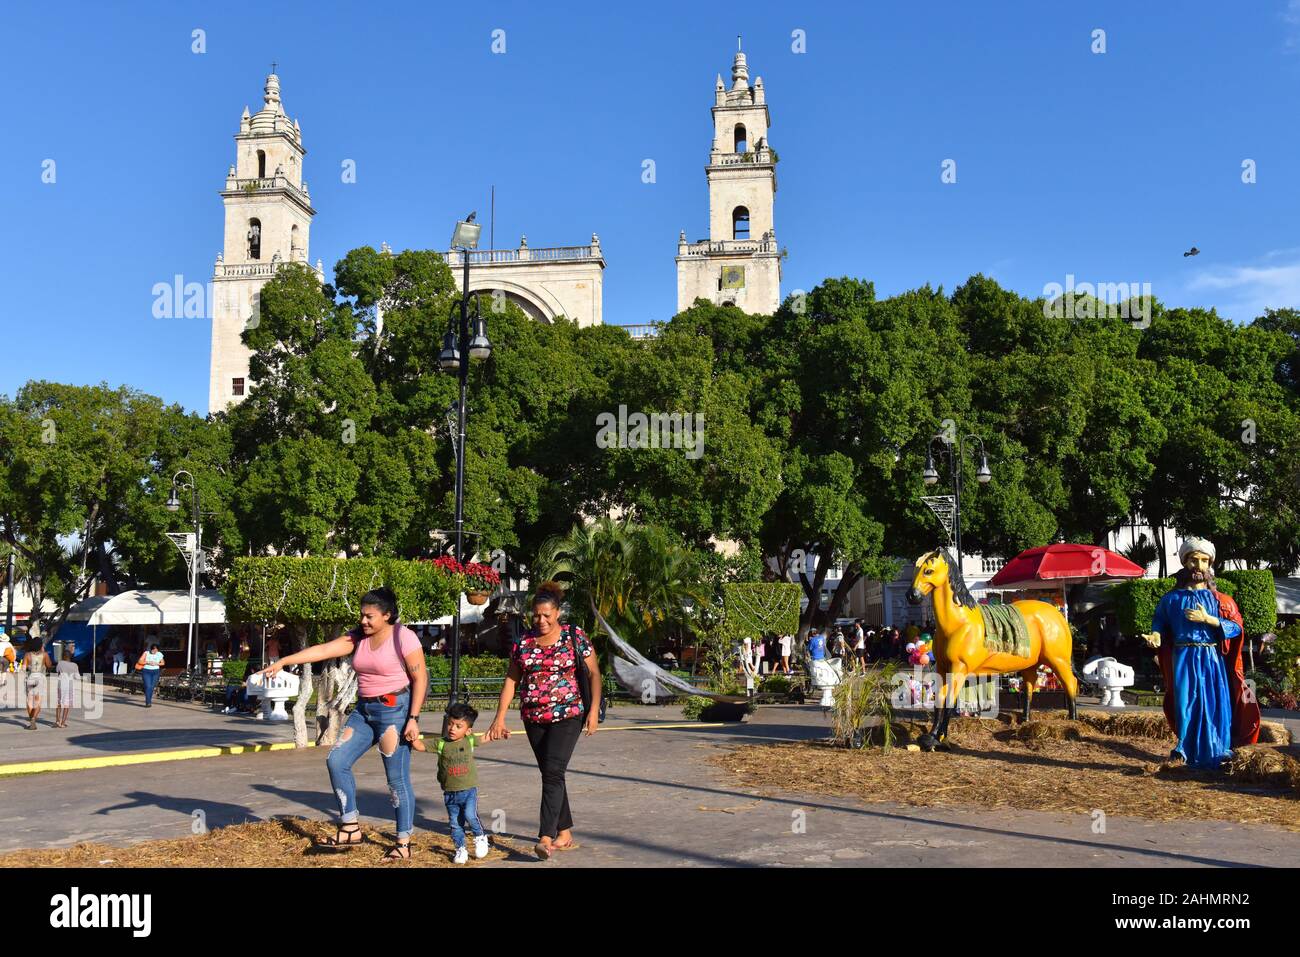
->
[721, 265, 746, 289]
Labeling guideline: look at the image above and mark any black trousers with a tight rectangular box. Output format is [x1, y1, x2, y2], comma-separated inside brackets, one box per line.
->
[523, 715, 582, 839]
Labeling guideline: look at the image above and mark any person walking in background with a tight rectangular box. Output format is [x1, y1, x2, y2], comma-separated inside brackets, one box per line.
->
[807, 628, 826, 663]
[21, 640, 54, 729]
[136, 643, 165, 708]
[54, 647, 78, 728]
[778, 632, 792, 674]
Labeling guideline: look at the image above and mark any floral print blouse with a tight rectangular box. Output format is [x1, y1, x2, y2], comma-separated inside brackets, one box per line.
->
[511, 624, 592, 724]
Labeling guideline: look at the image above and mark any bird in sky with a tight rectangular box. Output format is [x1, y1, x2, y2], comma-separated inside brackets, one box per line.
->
[1183, 246, 1200, 257]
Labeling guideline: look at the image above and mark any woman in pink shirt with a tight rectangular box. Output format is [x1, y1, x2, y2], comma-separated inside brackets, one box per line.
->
[258, 587, 428, 860]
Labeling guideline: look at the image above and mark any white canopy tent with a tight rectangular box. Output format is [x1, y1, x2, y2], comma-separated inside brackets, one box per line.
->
[66, 589, 226, 626]
[64, 589, 226, 677]
[423, 596, 486, 627]
[1276, 577, 1300, 618]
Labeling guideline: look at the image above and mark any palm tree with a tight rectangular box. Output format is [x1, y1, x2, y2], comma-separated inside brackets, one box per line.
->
[533, 519, 708, 655]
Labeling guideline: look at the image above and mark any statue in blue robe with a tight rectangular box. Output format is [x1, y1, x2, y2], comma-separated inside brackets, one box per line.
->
[1143, 538, 1240, 769]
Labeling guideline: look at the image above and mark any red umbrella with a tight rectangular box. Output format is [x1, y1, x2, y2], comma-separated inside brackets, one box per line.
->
[987, 543, 1146, 619]
[988, 543, 1145, 589]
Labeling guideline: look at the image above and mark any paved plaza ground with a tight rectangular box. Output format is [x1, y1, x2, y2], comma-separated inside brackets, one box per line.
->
[2, 687, 1299, 867]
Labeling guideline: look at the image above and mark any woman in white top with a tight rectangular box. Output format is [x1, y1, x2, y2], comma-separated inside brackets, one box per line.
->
[136, 643, 165, 708]
[778, 633, 793, 674]
[55, 648, 79, 728]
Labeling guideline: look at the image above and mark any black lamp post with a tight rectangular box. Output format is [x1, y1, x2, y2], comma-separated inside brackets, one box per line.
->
[439, 214, 491, 705]
[166, 470, 213, 673]
[922, 431, 992, 572]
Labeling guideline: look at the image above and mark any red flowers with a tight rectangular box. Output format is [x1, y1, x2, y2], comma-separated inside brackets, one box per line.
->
[428, 556, 501, 592]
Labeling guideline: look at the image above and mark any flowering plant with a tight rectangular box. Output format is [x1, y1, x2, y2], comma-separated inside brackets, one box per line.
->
[463, 561, 501, 593]
[428, 556, 500, 594]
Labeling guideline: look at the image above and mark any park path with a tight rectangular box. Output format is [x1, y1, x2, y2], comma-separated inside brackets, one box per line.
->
[1, 700, 1297, 866]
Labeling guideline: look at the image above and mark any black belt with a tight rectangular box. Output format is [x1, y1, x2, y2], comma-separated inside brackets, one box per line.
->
[360, 687, 409, 703]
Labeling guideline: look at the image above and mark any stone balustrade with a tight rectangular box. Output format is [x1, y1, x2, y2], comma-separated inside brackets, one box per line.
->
[443, 245, 598, 266]
[677, 237, 778, 257]
[710, 149, 776, 167]
[223, 175, 311, 205]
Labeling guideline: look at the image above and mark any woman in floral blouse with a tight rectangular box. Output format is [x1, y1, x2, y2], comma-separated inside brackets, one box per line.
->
[487, 581, 600, 859]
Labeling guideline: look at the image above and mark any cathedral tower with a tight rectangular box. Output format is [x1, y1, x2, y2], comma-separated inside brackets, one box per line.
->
[208, 72, 321, 414]
[675, 42, 781, 314]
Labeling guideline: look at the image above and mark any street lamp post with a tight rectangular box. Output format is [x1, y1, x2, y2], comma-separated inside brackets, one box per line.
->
[166, 471, 203, 673]
[922, 431, 992, 572]
[439, 214, 491, 706]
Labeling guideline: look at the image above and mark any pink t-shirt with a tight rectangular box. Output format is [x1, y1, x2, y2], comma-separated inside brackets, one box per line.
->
[347, 623, 421, 698]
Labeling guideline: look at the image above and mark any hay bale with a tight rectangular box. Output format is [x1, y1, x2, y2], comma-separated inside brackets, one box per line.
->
[1258, 721, 1292, 745]
[1223, 746, 1300, 792]
[1010, 720, 1083, 742]
[1078, 710, 1174, 741]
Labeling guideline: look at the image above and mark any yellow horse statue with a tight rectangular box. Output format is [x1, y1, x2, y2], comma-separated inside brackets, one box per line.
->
[907, 548, 1078, 750]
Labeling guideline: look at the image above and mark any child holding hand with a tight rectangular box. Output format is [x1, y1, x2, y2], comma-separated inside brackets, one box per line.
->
[416, 702, 494, 863]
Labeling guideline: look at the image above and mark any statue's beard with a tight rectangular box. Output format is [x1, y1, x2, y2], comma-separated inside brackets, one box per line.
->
[1175, 566, 1215, 589]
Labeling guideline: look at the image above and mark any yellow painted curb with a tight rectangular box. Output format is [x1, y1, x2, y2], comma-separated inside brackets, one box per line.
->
[0, 739, 314, 777]
[0, 722, 728, 777]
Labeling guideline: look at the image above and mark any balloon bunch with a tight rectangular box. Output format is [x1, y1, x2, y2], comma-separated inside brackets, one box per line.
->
[906, 635, 935, 667]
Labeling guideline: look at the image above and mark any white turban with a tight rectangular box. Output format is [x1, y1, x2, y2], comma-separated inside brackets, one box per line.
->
[1178, 537, 1215, 564]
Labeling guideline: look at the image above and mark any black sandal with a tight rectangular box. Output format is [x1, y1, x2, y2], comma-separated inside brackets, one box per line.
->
[318, 823, 363, 851]
[383, 841, 412, 861]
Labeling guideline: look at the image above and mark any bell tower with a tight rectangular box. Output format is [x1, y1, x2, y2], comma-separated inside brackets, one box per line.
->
[676, 40, 781, 314]
[208, 71, 322, 414]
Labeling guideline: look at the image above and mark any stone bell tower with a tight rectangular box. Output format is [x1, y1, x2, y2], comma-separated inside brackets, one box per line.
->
[208, 71, 322, 414]
[675, 40, 782, 315]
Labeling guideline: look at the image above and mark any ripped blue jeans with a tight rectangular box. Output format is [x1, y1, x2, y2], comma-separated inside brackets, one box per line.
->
[326, 688, 414, 841]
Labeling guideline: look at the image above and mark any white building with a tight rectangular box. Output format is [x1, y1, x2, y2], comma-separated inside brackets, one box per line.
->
[676, 43, 782, 315]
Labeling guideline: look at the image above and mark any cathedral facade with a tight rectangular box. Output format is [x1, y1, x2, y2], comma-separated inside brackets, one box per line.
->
[208, 45, 782, 413]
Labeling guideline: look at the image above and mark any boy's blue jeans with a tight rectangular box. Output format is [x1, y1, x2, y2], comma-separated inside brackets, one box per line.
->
[443, 786, 484, 848]
[326, 689, 415, 841]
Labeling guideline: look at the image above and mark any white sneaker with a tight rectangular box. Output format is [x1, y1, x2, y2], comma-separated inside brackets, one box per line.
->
[473, 834, 489, 859]
[453, 845, 469, 864]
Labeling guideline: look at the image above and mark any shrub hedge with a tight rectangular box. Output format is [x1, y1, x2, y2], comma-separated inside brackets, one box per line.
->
[225, 556, 461, 628]
[1114, 571, 1278, 637]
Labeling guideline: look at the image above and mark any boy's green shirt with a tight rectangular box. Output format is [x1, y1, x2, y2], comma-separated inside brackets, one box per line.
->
[434, 733, 481, 791]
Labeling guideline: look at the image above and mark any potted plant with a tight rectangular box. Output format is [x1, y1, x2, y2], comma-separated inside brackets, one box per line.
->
[462, 561, 501, 605]
[430, 556, 500, 605]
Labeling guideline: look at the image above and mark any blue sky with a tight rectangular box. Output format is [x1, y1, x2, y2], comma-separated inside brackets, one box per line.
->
[4, 0, 1300, 413]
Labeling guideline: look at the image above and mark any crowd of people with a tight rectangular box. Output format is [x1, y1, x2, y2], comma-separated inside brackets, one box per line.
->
[742, 620, 938, 679]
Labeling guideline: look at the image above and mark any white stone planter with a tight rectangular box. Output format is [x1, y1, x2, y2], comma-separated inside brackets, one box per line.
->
[245, 671, 300, 721]
[809, 658, 843, 708]
[1081, 656, 1135, 708]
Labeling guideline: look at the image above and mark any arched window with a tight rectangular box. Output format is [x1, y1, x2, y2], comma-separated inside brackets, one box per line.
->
[248, 218, 262, 260]
[732, 206, 750, 241]
[734, 124, 747, 152]
[257, 150, 267, 179]
[290, 224, 300, 258]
